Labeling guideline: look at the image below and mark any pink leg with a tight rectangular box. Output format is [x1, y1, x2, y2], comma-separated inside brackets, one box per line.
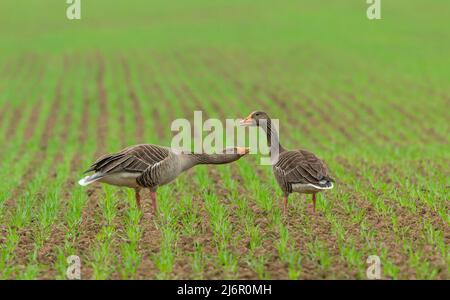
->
[283, 195, 289, 215]
[135, 188, 141, 209]
[150, 191, 157, 214]
[312, 193, 317, 212]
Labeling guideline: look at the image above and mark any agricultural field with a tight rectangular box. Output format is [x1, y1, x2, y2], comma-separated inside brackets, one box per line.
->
[0, 0, 448, 280]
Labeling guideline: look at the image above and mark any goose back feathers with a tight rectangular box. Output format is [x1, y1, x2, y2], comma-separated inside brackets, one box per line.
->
[79, 144, 249, 190]
[273, 149, 334, 195]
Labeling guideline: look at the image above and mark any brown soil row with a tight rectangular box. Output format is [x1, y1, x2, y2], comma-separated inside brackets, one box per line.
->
[263, 58, 397, 147]
[363, 75, 445, 145]
[391, 102, 447, 144]
[1, 72, 66, 277]
[194, 71, 356, 279]
[174, 168, 222, 279]
[135, 53, 170, 141]
[0, 62, 46, 161]
[338, 91, 403, 145]
[322, 89, 394, 146]
[0, 82, 63, 220]
[202, 52, 442, 276]
[336, 156, 448, 279]
[74, 54, 112, 279]
[36, 88, 84, 278]
[192, 56, 400, 278]
[12, 55, 76, 275]
[199, 50, 332, 152]
[0, 103, 11, 136]
[121, 57, 145, 143]
[22, 99, 43, 141]
[93, 54, 109, 157]
[4, 106, 24, 140]
[133, 53, 181, 278]
[15, 88, 74, 273]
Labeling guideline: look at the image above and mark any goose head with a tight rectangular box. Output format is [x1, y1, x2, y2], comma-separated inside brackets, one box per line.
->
[239, 111, 270, 127]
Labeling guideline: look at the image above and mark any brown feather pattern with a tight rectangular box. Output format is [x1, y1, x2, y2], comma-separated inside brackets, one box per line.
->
[84, 144, 170, 174]
[273, 149, 333, 195]
[248, 111, 334, 197]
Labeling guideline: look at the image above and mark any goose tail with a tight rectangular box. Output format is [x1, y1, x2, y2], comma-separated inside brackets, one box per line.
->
[78, 173, 103, 186]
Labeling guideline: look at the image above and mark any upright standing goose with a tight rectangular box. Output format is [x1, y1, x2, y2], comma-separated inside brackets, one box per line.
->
[240, 111, 334, 213]
[78, 144, 249, 213]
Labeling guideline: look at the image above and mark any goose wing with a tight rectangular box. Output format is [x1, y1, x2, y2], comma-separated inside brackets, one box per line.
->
[84, 144, 170, 174]
[273, 150, 333, 190]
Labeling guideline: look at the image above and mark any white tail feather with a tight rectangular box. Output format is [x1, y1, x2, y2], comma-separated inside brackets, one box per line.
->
[78, 174, 103, 186]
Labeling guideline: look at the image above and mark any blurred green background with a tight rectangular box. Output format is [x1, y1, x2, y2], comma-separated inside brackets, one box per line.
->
[1, 0, 449, 80]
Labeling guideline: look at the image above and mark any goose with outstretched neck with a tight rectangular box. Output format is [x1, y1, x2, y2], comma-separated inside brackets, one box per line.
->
[79, 144, 249, 213]
[240, 111, 334, 213]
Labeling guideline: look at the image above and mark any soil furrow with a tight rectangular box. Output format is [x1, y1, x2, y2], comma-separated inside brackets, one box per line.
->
[121, 57, 145, 143]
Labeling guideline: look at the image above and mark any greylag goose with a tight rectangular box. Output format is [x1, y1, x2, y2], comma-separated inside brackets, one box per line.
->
[240, 111, 334, 213]
[78, 144, 249, 213]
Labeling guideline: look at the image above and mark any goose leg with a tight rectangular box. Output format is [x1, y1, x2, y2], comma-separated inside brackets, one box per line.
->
[283, 195, 289, 214]
[312, 193, 316, 212]
[150, 190, 157, 214]
[134, 188, 141, 209]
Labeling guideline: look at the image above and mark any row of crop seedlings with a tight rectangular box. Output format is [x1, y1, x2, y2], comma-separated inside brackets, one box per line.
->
[219, 163, 270, 279]
[165, 56, 210, 278]
[346, 154, 445, 278]
[276, 95, 379, 278]
[22, 58, 83, 278]
[54, 56, 102, 279]
[125, 53, 190, 279]
[51, 57, 93, 278]
[98, 58, 134, 278]
[0, 62, 70, 279]
[27, 86, 78, 278]
[330, 159, 417, 279]
[160, 56, 230, 278]
[0, 62, 62, 279]
[132, 53, 173, 279]
[155, 62, 200, 279]
[133, 54, 176, 279]
[245, 72, 403, 278]
[154, 57, 212, 279]
[191, 58, 302, 279]
[212, 58, 339, 278]
[286, 93, 403, 279]
[177, 57, 258, 278]
[368, 75, 443, 145]
[328, 77, 448, 278]
[336, 79, 412, 149]
[313, 77, 445, 278]
[243, 64, 389, 279]
[0, 56, 36, 144]
[85, 56, 125, 279]
[113, 56, 144, 279]
[356, 154, 447, 278]
[0, 59, 49, 209]
[200, 59, 307, 279]
[87, 54, 149, 279]
[272, 54, 423, 149]
[294, 69, 401, 149]
[0, 100, 39, 218]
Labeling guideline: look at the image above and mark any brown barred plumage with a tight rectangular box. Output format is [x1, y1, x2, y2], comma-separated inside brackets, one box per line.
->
[79, 144, 249, 214]
[240, 111, 334, 213]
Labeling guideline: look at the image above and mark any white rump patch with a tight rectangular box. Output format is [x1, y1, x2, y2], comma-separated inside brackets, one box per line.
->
[292, 182, 334, 193]
[78, 173, 103, 186]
